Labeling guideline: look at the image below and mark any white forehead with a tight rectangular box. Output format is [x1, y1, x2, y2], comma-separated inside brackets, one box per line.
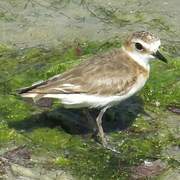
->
[132, 39, 161, 52]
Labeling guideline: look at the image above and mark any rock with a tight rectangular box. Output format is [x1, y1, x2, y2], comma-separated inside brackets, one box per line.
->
[11, 164, 38, 178]
[131, 160, 167, 179]
[159, 168, 180, 180]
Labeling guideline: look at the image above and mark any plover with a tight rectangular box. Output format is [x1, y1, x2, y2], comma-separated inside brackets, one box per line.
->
[18, 31, 167, 147]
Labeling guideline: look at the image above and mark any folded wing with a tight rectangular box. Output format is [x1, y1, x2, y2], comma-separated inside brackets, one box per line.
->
[19, 49, 141, 103]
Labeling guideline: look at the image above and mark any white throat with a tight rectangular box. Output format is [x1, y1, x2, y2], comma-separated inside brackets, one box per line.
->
[122, 47, 150, 71]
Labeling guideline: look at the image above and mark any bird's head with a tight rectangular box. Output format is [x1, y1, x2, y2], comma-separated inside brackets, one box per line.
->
[123, 31, 167, 68]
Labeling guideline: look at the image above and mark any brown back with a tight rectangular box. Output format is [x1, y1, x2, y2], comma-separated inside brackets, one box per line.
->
[26, 49, 148, 96]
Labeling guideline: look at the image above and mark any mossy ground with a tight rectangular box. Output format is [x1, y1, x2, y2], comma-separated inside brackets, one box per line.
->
[0, 38, 179, 179]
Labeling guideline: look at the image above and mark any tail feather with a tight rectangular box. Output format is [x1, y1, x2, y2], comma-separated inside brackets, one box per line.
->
[17, 80, 46, 94]
[17, 80, 53, 107]
[21, 93, 53, 107]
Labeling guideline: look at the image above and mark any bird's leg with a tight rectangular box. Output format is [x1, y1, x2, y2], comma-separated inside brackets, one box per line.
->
[84, 108, 120, 153]
[83, 107, 109, 147]
[83, 109, 97, 133]
[95, 106, 109, 147]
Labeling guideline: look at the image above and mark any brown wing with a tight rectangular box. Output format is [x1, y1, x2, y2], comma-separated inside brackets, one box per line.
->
[20, 49, 145, 96]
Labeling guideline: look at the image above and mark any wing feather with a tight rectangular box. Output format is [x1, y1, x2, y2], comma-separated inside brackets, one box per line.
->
[19, 49, 145, 97]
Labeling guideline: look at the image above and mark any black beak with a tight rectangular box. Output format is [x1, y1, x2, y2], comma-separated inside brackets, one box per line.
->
[153, 50, 167, 63]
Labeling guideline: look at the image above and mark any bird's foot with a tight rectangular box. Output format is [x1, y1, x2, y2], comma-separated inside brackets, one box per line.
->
[92, 130, 108, 147]
[92, 132, 121, 154]
[93, 133, 120, 154]
[103, 143, 121, 154]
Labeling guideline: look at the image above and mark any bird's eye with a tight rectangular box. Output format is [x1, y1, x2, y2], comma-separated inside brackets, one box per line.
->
[135, 43, 143, 51]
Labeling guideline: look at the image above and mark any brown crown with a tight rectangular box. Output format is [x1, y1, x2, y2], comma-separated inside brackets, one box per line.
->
[130, 31, 159, 43]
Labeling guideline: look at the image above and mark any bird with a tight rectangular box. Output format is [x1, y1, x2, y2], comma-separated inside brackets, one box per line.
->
[18, 31, 167, 147]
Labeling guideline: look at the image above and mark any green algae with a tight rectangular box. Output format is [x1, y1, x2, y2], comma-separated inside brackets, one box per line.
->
[0, 11, 15, 22]
[141, 59, 180, 108]
[0, 38, 179, 179]
[0, 0, 179, 179]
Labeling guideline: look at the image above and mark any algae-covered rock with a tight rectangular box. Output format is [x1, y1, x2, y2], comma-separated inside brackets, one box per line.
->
[0, 0, 179, 179]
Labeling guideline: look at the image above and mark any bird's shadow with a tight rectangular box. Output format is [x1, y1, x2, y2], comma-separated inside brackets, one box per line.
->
[8, 96, 145, 135]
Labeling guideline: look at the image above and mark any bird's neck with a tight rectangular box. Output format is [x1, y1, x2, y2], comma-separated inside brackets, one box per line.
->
[122, 46, 150, 72]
